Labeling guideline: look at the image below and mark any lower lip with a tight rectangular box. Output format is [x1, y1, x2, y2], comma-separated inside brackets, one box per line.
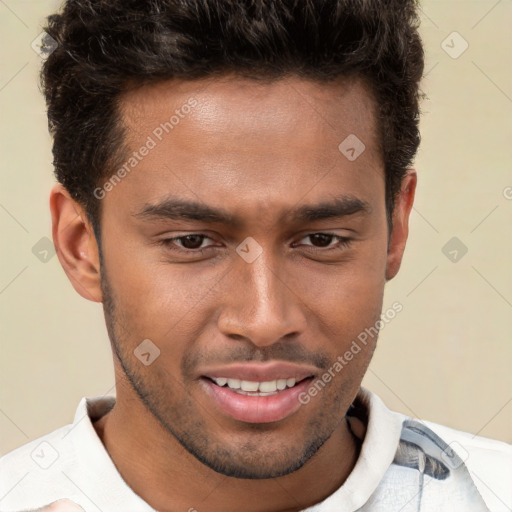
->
[200, 377, 313, 424]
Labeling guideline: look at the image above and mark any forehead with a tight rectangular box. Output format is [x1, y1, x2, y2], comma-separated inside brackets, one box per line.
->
[120, 74, 379, 148]
[110, 75, 384, 220]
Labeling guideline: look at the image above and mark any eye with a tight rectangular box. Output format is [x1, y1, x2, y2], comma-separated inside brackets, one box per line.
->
[158, 232, 352, 257]
[161, 234, 216, 252]
[295, 233, 352, 250]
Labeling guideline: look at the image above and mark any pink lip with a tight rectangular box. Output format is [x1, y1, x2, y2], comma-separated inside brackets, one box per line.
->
[200, 376, 314, 423]
[199, 361, 317, 382]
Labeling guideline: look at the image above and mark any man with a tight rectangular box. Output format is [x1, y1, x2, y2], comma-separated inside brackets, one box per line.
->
[0, 1, 510, 511]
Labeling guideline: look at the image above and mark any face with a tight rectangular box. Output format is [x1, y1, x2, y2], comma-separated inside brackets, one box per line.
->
[84, 75, 410, 479]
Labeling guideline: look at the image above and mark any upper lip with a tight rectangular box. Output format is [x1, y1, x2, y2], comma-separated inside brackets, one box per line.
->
[200, 362, 317, 382]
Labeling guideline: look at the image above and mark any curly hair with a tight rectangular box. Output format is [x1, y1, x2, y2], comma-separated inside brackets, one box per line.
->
[41, 0, 424, 239]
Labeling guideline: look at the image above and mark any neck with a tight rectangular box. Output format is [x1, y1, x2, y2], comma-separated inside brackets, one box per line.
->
[93, 378, 361, 512]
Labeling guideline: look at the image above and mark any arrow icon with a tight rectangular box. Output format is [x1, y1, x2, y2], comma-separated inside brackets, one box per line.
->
[134, 339, 161, 365]
[442, 237, 468, 263]
[236, 236, 263, 263]
[32, 236, 56, 262]
[31, 441, 59, 468]
[338, 134, 365, 161]
[441, 32, 468, 59]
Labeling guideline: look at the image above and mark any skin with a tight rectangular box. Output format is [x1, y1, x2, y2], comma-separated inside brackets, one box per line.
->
[50, 75, 416, 512]
[30, 500, 84, 512]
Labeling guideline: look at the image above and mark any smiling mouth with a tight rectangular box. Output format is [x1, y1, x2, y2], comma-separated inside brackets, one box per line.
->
[200, 373, 316, 423]
[203, 376, 314, 396]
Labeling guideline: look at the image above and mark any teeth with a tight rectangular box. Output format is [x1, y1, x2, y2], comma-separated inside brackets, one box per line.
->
[240, 380, 259, 392]
[259, 380, 277, 392]
[276, 379, 287, 390]
[227, 378, 241, 389]
[211, 377, 300, 393]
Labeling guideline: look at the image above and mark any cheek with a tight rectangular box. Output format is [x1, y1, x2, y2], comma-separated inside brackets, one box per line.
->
[102, 217, 216, 313]
[304, 236, 387, 302]
[298, 243, 388, 350]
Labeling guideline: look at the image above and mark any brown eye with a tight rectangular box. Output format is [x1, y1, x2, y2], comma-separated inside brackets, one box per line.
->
[178, 235, 207, 249]
[308, 233, 335, 247]
[295, 233, 352, 251]
[160, 234, 215, 253]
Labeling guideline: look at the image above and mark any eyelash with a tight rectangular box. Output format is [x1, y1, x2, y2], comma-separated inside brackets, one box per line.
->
[159, 233, 352, 255]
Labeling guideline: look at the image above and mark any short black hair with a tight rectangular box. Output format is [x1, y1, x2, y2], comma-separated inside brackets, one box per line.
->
[41, 0, 424, 240]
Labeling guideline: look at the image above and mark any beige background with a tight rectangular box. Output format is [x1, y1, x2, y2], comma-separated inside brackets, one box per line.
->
[1, 0, 511, 455]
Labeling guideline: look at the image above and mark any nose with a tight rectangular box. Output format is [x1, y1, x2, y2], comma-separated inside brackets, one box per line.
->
[217, 248, 308, 347]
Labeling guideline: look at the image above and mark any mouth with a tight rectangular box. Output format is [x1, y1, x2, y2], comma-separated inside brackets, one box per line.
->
[200, 375, 315, 423]
[204, 375, 313, 395]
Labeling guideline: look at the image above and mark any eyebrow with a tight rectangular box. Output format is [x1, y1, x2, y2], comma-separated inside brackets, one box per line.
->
[133, 195, 371, 227]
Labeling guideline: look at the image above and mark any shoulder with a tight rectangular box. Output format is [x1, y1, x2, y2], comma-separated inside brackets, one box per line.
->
[0, 397, 100, 511]
[0, 422, 73, 472]
[422, 419, 512, 512]
[344, 389, 511, 512]
[0, 424, 80, 510]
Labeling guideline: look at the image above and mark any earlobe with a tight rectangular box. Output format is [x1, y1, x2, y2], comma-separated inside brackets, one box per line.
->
[50, 184, 103, 302]
[385, 169, 417, 281]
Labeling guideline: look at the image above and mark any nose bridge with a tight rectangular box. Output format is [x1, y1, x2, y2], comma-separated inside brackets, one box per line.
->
[218, 246, 306, 345]
[248, 251, 282, 311]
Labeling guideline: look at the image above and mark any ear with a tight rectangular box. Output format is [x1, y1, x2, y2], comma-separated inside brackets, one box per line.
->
[385, 169, 417, 281]
[50, 184, 103, 302]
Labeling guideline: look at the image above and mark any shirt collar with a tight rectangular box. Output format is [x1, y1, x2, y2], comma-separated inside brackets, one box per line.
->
[68, 386, 403, 512]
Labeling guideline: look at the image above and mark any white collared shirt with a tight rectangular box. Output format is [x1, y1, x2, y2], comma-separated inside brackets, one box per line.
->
[0, 388, 510, 511]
